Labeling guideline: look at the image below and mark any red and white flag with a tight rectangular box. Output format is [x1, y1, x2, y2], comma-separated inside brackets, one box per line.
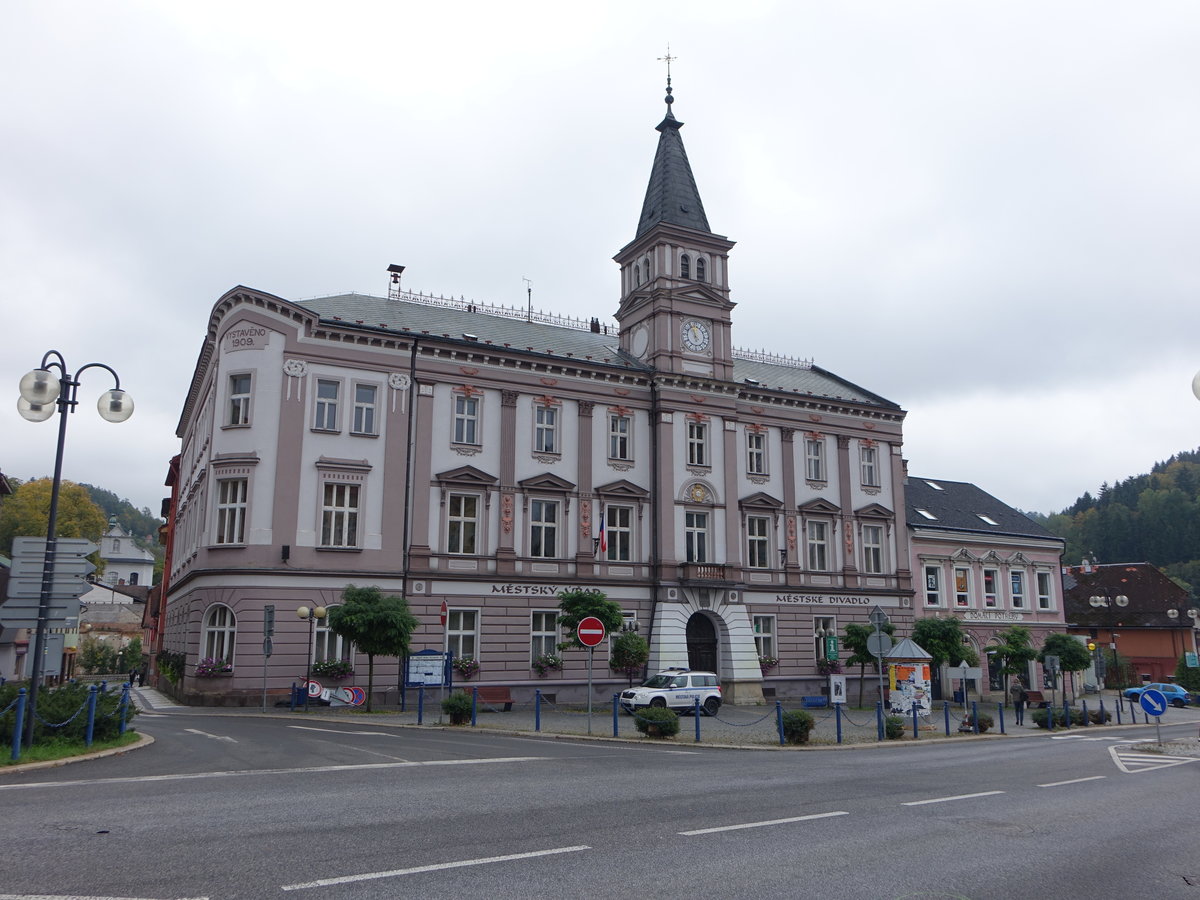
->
[597, 513, 607, 555]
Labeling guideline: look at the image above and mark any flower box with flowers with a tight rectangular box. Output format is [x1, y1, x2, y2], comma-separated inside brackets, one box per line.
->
[310, 659, 355, 680]
[195, 657, 233, 678]
[531, 653, 563, 676]
[452, 656, 480, 680]
[758, 655, 779, 673]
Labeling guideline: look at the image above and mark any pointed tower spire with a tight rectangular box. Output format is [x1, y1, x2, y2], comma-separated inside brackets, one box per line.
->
[635, 52, 710, 238]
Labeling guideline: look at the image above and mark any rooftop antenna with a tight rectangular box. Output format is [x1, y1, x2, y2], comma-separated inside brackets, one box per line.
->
[523, 276, 532, 323]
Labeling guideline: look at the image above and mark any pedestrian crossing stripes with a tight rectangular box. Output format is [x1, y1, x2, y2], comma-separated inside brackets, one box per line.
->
[131, 687, 184, 710]
[1109, 745, 1200, 774]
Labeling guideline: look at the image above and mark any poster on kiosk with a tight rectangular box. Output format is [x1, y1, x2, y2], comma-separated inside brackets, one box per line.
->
[885, 637, 934, 716]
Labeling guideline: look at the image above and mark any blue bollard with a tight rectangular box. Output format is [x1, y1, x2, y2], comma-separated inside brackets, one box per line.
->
[876, 701, 884, 742]
[694, 698, 701, 742]
[836, 702, 843, 744]
[998, 702, 1005, 735]
[417, 686, 424, 725]
[290, 682, 297, 711]
[944, 700, 951, 736]
[85, 685, 98, 747]
[972, 701, 979, 735]
[912, 704, 919, 739]
[100, 680, 107, 695]
[1082, 699, 1090, 727]
[11, 689, 26, 761]
[776, 700, 785, 746]
[1063, 698, 1071, 729]
[535, 689, 542, 732]
[612, 694, 619, 737]
[119, 684, 129, 735]
[471, 687, 478, 726]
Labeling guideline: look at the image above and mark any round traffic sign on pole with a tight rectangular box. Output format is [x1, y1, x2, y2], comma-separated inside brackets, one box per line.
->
[578, 616, 606, 647]
[439, 600, 448, 627]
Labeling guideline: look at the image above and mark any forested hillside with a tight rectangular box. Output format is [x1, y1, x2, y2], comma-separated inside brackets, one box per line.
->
[1033, 449, 1200, 596]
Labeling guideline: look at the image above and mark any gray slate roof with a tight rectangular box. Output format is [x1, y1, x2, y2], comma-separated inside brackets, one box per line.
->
[905, 477, 1060, 541]
[635, 109, 711, 239]
[295, 293, 898, 409]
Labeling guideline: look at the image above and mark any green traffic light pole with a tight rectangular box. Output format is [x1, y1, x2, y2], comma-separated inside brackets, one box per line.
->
[17, 351, 133, 747]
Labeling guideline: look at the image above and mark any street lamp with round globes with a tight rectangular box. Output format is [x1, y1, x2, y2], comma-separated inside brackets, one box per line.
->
[297, 605, 327, 706]
[15, 351, 133, 748]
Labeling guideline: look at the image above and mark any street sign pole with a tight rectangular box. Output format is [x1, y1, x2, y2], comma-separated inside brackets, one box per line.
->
[262, 604, 275, 713]
[576, 616, 607, 736]
[587, 646, 594, 735]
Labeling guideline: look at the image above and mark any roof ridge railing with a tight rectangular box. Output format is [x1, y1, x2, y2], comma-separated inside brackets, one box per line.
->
[323, 290, 813, 368]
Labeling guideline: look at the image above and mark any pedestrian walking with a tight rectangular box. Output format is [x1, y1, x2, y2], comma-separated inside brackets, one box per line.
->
[1010, 679, 1027, 725]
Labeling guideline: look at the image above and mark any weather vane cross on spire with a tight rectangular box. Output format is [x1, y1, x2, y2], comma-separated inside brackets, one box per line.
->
[658, 44, 676, 108]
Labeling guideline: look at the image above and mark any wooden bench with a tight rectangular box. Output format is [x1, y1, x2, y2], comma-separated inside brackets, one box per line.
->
[460, 685, 513, 711]
[801, 695, 829, 709]
[1024, 690, 1048, 708]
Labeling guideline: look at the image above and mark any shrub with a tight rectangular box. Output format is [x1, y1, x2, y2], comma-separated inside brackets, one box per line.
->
[884, 715, 905, 740]
[1088, 708, 1112, 725]
[0, 681, 138, 744]
[156, 650, 184, 685]
[634, 706, 680, 739]
[1031, 708, 1087, 729]
[781, 710, 814, 744]
[441, 692, 473, 724]
[975, 712, 994, 733]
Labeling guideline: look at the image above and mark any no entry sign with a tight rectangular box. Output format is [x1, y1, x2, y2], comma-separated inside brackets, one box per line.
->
[577, 616, 606, 647]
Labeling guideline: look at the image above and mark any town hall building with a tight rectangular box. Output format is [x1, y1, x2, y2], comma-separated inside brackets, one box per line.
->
[161, 83, 922, 706]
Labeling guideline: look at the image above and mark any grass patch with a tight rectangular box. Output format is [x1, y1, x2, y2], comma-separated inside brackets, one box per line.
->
[3, 730, 141, 766]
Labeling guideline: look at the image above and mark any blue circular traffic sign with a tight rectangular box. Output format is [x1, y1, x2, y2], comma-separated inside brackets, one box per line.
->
[1139, 688, 1168, 716]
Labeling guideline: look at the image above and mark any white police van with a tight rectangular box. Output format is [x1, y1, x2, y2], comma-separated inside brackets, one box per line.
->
[620, 669, 722, 716]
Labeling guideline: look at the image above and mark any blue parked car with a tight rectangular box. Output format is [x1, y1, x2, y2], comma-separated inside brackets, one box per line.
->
[1123, 683, 1192, 708]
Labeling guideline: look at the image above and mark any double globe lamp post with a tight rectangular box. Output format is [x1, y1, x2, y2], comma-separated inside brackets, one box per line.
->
[296, 605, 326, 706]
[16, 351, 133, 746]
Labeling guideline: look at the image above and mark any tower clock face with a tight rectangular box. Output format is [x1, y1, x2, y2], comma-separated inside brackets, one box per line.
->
[680, 318, 711, 353]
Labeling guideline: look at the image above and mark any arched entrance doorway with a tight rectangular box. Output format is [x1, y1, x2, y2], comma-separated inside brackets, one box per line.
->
[686, 613, 718, 673]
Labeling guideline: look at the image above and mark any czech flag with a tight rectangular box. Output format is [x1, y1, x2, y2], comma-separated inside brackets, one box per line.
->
[597, 513, 607, 556]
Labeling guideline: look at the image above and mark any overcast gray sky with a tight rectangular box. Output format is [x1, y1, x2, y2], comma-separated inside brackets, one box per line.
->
[3, 1, 1199, 519]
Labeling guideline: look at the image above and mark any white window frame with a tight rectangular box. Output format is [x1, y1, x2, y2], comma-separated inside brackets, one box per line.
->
[860, 445, 880, 488]
[746, 515, 770, 569]
[203, 604, 236, 665]
[1010, 570, 1026, 609]
[746, 430, 767, 476]
[955, 567, 971, 607]
[687, 420, 708, 467]
[685, 510, 709, 563]
[228, 373, 252, 427]
[447, 492, 479, 555]
[453, 393, 480, 446]
[446, 608, 479, 661]
[753, 614, 776, 659]
[320, 482, 360, 548]
[805, 437, 825, 482]
[605, 503, 633, 562]
[925, 564, 943, 607]
[534, 404, 559, 454]
[314, 379, 340, 431]
[983, 568, 1000, 608]
[1037, 571, 1054, 610]
[529, 498, 560, 559]
[608, 413, 631, 461]
[531, 610, 560, 661]
[315, 607, 353, 663]
[861, 524, 884, 574]
[214, 477, 248, 545]
[351, 382, 378, 436]
[806, 520, 829, 571]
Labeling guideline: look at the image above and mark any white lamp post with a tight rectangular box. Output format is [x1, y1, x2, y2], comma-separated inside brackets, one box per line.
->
[17, 351, 132, 746]
[296, 605, 327, 706]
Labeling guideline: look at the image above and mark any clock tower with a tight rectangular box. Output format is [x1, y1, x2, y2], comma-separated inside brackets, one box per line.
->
[615, 80, 736, 380]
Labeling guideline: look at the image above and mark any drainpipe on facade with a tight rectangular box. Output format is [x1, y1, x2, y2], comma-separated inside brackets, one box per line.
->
[645, 376, 660, 678]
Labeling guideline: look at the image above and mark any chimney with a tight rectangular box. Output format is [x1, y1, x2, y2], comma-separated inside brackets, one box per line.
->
[590, 317, 601, 334]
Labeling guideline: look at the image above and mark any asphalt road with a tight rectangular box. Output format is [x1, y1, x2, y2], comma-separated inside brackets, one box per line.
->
[1, 710, 1197, 899]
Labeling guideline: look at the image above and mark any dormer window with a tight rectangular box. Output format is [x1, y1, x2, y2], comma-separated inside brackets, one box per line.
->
[696, 257, 707, 282]
[680, 254, 690, 279]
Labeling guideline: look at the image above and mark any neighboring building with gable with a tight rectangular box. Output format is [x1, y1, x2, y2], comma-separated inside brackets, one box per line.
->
[905, 476, 1066, 698]
[1061, 562, 1198, 684]
[100, 517, 155, 589]
[161, 83, 916, 706]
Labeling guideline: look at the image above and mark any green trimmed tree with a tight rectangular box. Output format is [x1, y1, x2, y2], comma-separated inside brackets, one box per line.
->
[556, 589, 624, 649]
[327, 585, 419, 712]
[986, 625, 1038, 699]
[610, 631, 650, 685]
[1173, 654, 1200, 692]
[911, 616, 978, 669]
[1039, 633, 1092, 701]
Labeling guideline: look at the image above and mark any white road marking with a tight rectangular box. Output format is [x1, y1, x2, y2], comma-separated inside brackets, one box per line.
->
[0, 756, 550, 791]
[288, 726, 396, 736]
[182, 728, 236, 743]
[0, 895, 208, 900]
[680, 811, 848, 835]
[279, 845, 591, 891]
[1109, 746, 1200, 774]
[1039, 775, 1107, 787]
[902, 790, 1004, 806]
